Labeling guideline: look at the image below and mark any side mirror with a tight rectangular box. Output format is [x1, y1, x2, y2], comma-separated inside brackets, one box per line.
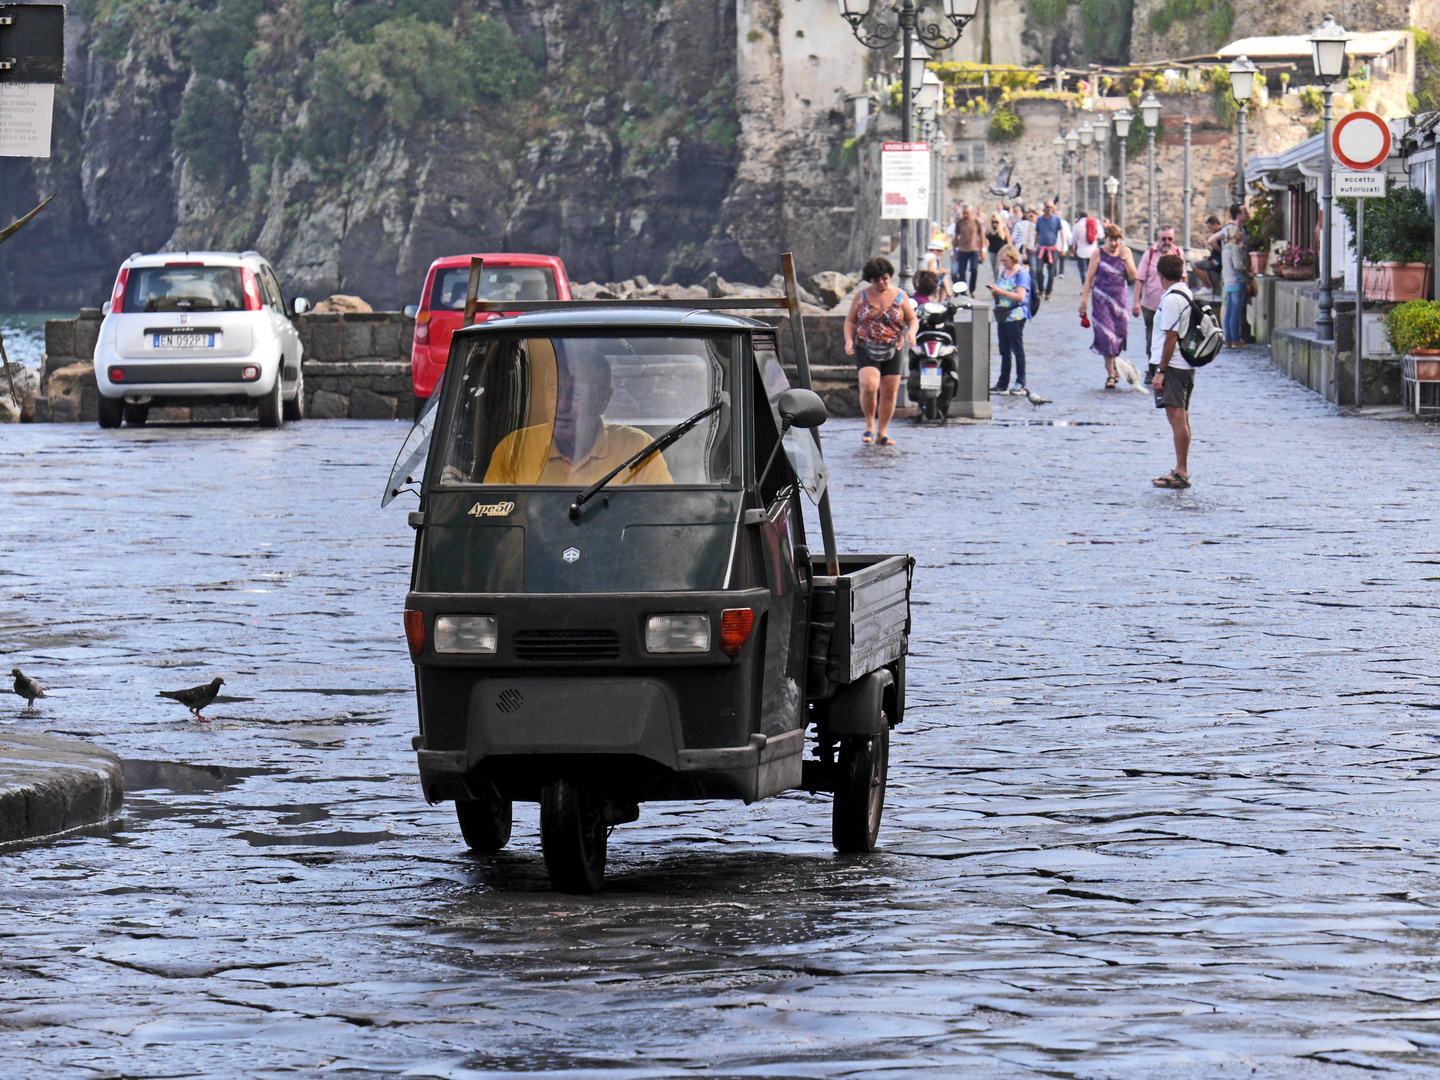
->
[292, 297, 311, 315]
[778, 387, 827, 429]
[101, 301, 111, 315]
[402, 304, 419, 319]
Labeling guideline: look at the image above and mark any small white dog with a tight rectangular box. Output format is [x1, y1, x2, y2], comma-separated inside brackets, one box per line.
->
[1114, 357, 1145, 391]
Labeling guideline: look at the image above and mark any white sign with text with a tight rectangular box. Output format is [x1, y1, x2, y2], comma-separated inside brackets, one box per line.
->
[881, 142, 929, 220]
[0, 84, 55, 158]
[1334, 170, 1385, 198]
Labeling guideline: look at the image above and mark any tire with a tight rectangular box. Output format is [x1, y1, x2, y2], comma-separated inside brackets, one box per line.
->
[455, 796, 513, 851]
[123, 404, 149, 426]
[282, 366, 305, 421]
[97, 395, 123, 429]
[832, 722, 889, 853]
[539, 778, 607, 893]
[257, 372, 283, 428]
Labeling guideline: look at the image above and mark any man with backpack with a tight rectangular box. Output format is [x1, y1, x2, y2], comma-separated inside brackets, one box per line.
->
[1151, 252, 1222, 489]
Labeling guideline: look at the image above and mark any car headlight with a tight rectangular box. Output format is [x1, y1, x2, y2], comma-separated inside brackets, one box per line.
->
[433, 615, 498, 654]
[645, 613, 710, 653]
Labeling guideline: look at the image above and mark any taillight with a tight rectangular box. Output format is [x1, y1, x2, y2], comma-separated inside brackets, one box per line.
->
[403, 610, 425, 655]
[109, 367, 124, 382]
[719, 608, 755, 657]
[242, 366, 259, 380]
[110, 269, 128, 314]
[414, 310, 430, 344]
[241, 267, 263, 311]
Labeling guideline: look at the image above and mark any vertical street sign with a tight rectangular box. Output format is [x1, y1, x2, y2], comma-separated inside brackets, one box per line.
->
[1334, 168, 1387, 408]
[0, 4, 64, 157]
[881, 141, 930, 221]
[0, 82, 53, 157]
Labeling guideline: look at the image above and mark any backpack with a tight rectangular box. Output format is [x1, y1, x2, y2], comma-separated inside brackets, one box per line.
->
[1166, 285, 1223, 367]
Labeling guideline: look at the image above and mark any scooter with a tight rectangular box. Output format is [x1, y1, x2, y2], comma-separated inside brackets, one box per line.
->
[907, 284, 968, 423]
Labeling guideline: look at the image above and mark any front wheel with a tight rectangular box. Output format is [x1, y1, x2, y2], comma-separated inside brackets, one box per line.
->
[832, 722, 889, 853]
[456, 796, 512, 851]
[97, 394, 123, 429]
[539, 778, 607, 893]
[257, 373, 283, 428]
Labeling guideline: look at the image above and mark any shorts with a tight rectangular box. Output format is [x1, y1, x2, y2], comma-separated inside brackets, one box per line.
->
[1155, 367, 1194, 410]
[857, 342, 903, 377]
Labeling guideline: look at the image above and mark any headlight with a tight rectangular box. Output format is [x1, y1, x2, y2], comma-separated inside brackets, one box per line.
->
[645, 613, 710, 653]
[433, 615, 498, 654]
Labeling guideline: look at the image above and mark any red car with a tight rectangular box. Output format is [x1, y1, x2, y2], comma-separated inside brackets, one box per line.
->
[407, 253, 571, 399]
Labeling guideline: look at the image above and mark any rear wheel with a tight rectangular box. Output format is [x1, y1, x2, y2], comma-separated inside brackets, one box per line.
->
[282, 367, 305, 421]
[123, 404, 149, 426]
[97, 395, 122, 429]
[539, 778, 607, 893]
[257, 373, 283, 428]
[456, 796, 513, 851]
[832, 722, 889, 853]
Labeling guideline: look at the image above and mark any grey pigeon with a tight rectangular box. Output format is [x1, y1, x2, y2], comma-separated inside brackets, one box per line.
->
[1024, 388, 1051, 406]
[11, 668, 45, 710]
[158, 677, 224, 721]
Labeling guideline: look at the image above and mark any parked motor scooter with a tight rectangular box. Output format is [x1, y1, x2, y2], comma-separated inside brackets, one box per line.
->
[907, 284, 968, 422]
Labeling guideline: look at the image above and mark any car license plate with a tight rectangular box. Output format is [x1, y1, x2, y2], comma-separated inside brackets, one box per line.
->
[920, 365, 941, 391]
[153, 333, 214, 349]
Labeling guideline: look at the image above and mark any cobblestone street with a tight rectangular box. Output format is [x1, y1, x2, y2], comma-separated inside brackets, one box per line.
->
[4, 270, 1440, 1078]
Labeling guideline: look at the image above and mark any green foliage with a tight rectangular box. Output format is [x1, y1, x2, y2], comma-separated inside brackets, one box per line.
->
[933, 63, 1039, 92]
[186, 0, 265, 83]
[988, 107, 1024, 142]
[94, 5, 135, 61]
[1078, 0, 1132, 62]
[830, 136, 862, 169]
[1029, 0, 1069, 21]
[1411, 27, 1440, 114]
[1386, 300, 1440, 354]
[1245, 190, 1280, 249]
[1337, 183, 1434, 265]
[1125, 114, 1161, 156]
[345, 0, 452, 43]
[1214, 80, 1236, 127]
[1147, 0, 1230, 47]
[298, 0, 337, 40]
[173, 75, 242, 180]
[1347, 74, 1368, 109]
[1297, 85, 1323, 112]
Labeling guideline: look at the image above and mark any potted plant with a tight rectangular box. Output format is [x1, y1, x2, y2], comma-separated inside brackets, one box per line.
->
[1245, 191, 1281, 273]
[1387, 299, 1440, 382]
[1273, 245, 1317, 280]
[1339, 184, 1434, 302]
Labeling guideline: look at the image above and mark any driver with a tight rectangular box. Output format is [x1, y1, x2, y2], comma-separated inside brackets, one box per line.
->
[484, 343, 673, 485]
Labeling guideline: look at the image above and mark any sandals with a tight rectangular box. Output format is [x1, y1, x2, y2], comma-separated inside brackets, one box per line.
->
[861, 430, 874, 444]
[877, 435, 897, 447]
[1152, 470, 1191, 489]
[1105, 376, 1118, 389]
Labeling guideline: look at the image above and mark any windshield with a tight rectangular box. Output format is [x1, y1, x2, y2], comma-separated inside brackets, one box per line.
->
[430, 266, 557, 309]
[124, 266, 245, 312]
[436, 334, 733, 488]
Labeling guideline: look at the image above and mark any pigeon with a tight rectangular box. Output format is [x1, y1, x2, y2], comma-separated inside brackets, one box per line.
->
[1114, 357, 1145, 390]
[158, 677, 224, 721]
[1024, 388, 1051, 406]
[11, 668, 45, 710]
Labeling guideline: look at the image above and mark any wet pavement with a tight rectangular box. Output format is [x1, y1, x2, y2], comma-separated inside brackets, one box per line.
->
[4, 270, 1440, 1078]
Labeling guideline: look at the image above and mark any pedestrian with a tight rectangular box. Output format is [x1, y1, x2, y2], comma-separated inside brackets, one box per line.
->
[1034, 202, 1064, 299]
[1073, 209, 1100, 277]
[1193, 214, 1224, 292]
[1132, 225, 1184, 384]
[985, 212, 1010, 282]
[1079, 222, 1137, 389]
[843, 255, 917, 447]
[1221, 221, 1247, 346]
[920, 239, 950, 297]
[987, 244, 1032, 395]
[1055, 211, 1072, 278]
[911, 269, 941, 306]
[951, 203, 983, 296]
[1151, 252, 1196, 489]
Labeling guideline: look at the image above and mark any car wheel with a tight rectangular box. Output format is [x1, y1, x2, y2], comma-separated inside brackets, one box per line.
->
[97, 395, 123, 429]
[257, 372, 283, 428]
[456, 796, 513, 851]
[832, 721, 888, 853]
[282, 366, 304, 421]
[123, 404, 149, 426]
[539, 778, 607, 894]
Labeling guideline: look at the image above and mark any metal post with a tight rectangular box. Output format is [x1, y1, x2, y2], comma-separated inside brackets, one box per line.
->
[1068, 153, 1076, 221]
[1056, 152, 1064, 211]
[1318, 83, 1335, 341]
[1080, 142, 1088, 218]
[1146, 128, 1156, 245]
[1118, 136, 1127, 235]
[1356, 198, 1364, 407]
[1235, 103, 1247, 205]
[1183, 115, 1192, 254]
[899, 9, 916, 294]
[462, 256, 484, 325]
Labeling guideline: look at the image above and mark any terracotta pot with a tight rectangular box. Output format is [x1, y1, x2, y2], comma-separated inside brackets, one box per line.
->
[1363, 262, 1433, 303]
[1273, 265, 1316, 280]
[1410, 356, 1440, 380]
[1249, 252, 1269, 274]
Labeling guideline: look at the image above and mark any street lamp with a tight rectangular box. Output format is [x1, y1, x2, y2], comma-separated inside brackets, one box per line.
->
[1065, 127, 1079, 220]
[1079, 123, 1094, 218]
[1092, 115, 1110, 224]
[839, 0, 978, 292]
[1228, 54, 1258, 204]
[915, 69, 943, 112]
[1052, 134, 1066, 213]
[1141, 92, 1161, 243]
[1309, 12, 1349, 342]
[1113, 109, 1133, 233]
[1105, 175, 1119, 225]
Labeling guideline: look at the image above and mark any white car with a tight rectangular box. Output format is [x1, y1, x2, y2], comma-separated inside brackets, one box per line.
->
[93, 251, 310, 428]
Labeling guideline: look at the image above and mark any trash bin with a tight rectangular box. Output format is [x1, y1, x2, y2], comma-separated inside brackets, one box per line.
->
[948, 300, 992, 419]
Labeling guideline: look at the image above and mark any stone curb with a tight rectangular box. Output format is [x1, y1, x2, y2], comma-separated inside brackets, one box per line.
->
[0, 733, 124, 844]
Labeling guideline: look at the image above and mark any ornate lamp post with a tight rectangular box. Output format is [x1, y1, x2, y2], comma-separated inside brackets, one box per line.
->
[1228, 54, 1258, 205]
[915, 71, 943, 245]
[1140, 92, 1161, 244]
[1052, 134, 1066, 212]
[838, 0, 979, 291]
[1182, 114, 1193, 251]
[1064, 127, 1079, 221]
[1078, 124, 1094, 218]
[1112, 109, 1133, 234]
[1309, 13, 1349, 342]
[1105, 175, 1119, 225]
[1092, 114, 1110, 223]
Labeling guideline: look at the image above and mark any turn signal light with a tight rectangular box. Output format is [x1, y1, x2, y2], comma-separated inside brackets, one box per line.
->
[109, 268, 129, 314]
[718, 608, 755, 657]
[403, 609, 425, 655]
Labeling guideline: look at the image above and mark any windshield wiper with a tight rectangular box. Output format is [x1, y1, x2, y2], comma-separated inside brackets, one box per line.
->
[569, 397, 725, 521]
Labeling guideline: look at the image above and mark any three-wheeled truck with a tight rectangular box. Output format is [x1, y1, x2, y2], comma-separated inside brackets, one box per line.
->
[387, 256, 913, 892]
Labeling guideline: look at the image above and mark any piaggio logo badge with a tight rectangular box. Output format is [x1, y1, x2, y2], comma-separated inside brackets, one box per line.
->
[467, 501, 515, 518]
[562, 547, 580, 563]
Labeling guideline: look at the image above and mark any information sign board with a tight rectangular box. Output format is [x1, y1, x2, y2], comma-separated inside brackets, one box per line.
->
[1334, 170, 1385, 197]
[880, 142, 929, 220]
[0, 82, 53, 157]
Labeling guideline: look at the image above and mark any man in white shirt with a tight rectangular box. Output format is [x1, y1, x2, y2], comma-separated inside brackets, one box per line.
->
[1151, 252, 1195, 489]
[1073, 212, 1100, 275]
[1055, 214, 1072, 277]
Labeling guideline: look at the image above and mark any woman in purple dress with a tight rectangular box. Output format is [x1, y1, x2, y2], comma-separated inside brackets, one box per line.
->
[1079, 223, 1138, 389]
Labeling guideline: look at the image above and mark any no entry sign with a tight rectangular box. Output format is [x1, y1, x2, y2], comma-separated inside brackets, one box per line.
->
[1332, 111, 1392, 171]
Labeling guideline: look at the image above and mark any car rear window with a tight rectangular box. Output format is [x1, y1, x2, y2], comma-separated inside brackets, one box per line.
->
[429, 266, 557, 310]
[125, 266, 245, 313]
